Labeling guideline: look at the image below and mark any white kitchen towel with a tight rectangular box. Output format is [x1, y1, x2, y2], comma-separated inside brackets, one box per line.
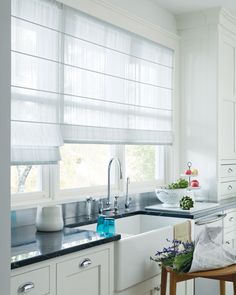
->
[189, 226, 236, 272]
[174, 221, 191, 242]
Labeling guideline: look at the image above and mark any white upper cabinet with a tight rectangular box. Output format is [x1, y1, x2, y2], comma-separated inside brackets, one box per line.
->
[219, 32, 236, 160]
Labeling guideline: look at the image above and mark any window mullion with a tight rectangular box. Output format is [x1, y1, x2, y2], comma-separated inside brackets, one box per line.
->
[49, 164, 60, 200]
[41, 165, 50, 199]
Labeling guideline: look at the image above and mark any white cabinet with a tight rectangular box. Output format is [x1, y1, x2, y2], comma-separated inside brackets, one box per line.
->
[223, 210, 236, 295]
[57, 249, 110, 295]
[11, 266, 50, 295]
[178, 8, 236, 202]
[224, 230, 235, 295]
[11, 243, 114, 295]
[219, 33, 236, 160]
[114, 275, 161, 295]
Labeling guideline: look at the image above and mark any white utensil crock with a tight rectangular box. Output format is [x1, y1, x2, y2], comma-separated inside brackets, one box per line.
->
[36, 205, 64, 232]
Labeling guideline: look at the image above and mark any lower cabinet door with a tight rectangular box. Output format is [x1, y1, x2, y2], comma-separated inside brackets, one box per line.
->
[56, 249, 109, 295]
[224, 231, 236, 295]
[11, 266, 50, 295]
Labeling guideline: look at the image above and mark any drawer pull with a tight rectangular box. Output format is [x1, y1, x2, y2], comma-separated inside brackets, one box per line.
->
[154, 285, 160, 291]
[228, 168, 233, 173]
[17, 282, 35, 293]
[80, 258, 92, 268]
[228, 185, 233, 190]
[229, 216, 234, 222]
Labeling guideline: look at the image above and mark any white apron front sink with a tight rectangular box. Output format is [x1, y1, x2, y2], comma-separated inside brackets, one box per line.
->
[80, 214, 186, 291]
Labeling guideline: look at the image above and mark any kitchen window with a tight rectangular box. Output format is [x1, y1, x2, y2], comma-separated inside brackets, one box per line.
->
[11, 165, 41, 194]
[59, 144, 113, 190]
[58, 144, 167, 199]
[125, 145, 166, 185]
[11, 165, 50, 204]
[11, 0, 175, 206]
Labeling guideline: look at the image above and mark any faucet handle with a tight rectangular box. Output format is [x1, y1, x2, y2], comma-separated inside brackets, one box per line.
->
[86, 196, 93, 218]
[98, 198, 104, 214]
[113, 195, 119, 213]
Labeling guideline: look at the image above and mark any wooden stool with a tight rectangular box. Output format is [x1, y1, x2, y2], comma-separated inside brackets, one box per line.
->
[161, 264, 236, 295]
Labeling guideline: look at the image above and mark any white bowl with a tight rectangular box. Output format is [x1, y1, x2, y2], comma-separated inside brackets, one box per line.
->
[155, 188, 187, 207]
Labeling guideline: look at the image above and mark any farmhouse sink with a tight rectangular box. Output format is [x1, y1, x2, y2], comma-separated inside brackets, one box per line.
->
[79, 214, 186, 291]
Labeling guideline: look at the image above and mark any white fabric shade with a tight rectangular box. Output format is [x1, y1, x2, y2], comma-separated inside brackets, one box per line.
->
[11, 0, 62, 165]
[62, 6, 174, 144]
[11, 0, 174, 165]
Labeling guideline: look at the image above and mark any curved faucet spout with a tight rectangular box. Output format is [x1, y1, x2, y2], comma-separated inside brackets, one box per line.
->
[107, 157, 123, 207]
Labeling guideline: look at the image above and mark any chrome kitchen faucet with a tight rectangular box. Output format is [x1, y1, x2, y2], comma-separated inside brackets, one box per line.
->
[104, 157, 123, 211]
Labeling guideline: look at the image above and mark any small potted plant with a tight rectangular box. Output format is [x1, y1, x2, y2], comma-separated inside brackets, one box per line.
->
[156, 178, 189, 207]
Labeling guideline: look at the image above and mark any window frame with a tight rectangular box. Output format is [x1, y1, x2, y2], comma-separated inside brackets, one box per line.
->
[53, 143, 169, 202]
[54, 144, 122, 201]
[11, 165, 51, 209]
[11, 143, 171, 207]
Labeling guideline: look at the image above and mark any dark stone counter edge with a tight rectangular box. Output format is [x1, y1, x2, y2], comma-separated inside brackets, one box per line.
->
[11, 234, 121, 270]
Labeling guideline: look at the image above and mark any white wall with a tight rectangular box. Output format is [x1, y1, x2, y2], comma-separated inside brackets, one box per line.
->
[0, 0, 11, 293]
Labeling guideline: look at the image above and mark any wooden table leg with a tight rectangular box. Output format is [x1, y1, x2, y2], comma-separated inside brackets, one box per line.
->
[169, 272, 177, 295]
[161, 267, 168, 295]
[220, 281, 225, 295]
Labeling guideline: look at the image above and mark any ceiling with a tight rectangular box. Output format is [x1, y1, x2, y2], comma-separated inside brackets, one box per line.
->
[152, 0, 236, 15]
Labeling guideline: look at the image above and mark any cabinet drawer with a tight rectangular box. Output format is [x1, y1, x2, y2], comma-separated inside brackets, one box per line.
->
[224, 211, 236, 230]
[220, 164, 236, 178]
[57, 249, 108, 277]
[11, 266, 50, 295]
[220, 181, 236, 196]
[224, 230, 236, 249]
[57, 249, 109, 295]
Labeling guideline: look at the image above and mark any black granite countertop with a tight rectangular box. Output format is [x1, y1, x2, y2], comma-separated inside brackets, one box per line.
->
[64, 197, 236, 227]
[11, 226, 120, 269]
[11, 196, 236, 270]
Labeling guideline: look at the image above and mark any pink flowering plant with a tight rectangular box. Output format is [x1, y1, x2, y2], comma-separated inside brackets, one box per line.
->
[151, 239, 194, 273]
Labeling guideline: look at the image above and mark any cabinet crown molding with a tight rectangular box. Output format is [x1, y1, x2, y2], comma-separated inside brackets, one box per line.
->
[177, 7, 236, 33]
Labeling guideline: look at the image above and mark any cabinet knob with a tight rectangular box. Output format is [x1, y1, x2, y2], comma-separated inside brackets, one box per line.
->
[228, 185, 233, 190]
[226, 241, 231, 245]
[229, 216, 234, 222]
[154, 285, 160, 291]
[80, 258, 92, 268]
[228, 168, 233, 173]
[17, 282, 35, 293]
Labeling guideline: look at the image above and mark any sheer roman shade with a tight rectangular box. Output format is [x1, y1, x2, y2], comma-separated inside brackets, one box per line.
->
[11, 0, 174, 165]
[62, 7, 174, 145]
[11, 0, 63, 165]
